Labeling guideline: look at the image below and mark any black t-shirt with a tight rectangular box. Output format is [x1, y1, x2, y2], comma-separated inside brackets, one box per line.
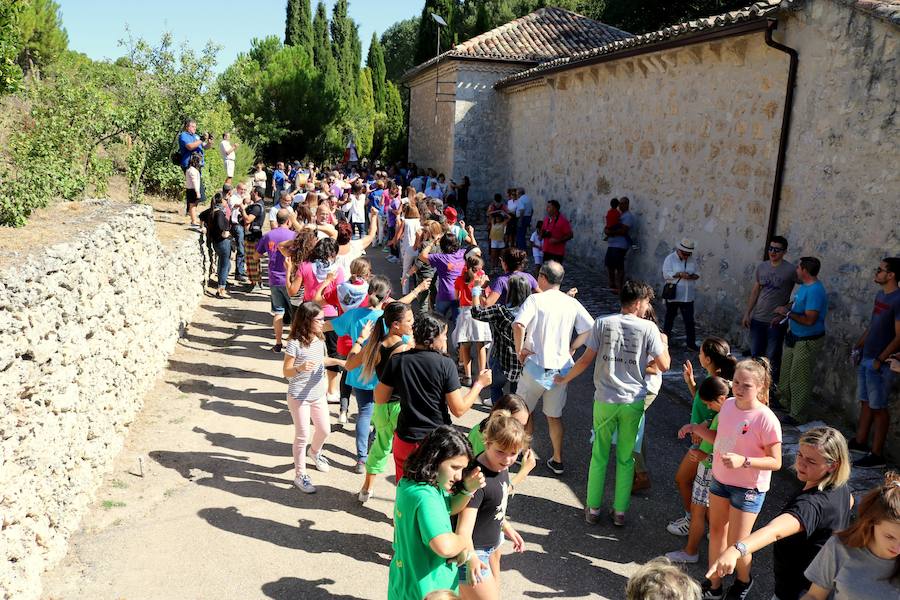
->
[773, 484, 851, 600]
[451, 455, 510, 549]
[245, 202, 264, 241]
[381, 348, 460, 442]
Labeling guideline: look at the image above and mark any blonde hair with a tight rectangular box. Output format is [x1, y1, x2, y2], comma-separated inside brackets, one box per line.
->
[626, 557, 701, 600]
[734, 358, 772, 405]
[482, 409, 531, 452]
[797, 426, 851, 491]
[423, 591, 459, 600]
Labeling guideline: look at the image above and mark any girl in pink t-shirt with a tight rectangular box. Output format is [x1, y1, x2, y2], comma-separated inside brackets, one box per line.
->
[705, 358, 783, 599]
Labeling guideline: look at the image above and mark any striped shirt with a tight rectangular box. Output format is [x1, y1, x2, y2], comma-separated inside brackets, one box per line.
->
[284, 337, 327, 402]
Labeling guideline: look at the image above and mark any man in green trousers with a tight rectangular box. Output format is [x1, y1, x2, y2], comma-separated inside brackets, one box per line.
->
[556, 280, 670, 526]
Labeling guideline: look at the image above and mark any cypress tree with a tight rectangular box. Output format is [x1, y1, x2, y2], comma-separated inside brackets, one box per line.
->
[414, 0, 457, 66]
[366, 32, 386, 113]
[285, 0, 313, 50]
[312, 1, 333, 73]
[330, 0, 353, 84]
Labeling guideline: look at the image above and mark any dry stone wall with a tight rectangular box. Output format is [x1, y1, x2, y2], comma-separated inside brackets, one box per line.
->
[0, 203, 204, 599]
[408, 64, 458, 177]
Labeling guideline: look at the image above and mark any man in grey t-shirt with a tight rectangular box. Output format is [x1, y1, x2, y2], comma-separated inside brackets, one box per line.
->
[741, 235, 797, 383]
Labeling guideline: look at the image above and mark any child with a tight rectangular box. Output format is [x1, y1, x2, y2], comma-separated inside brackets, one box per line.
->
[348, 302, 415, 502]
[667, 338, 737, 536]
[455, 411, 530, 599]
[802, 470, 900, 600]
[702, 358, 782, 600]
[665, 377, 730, 564]
[281, 302, 345, 494]
[468, 394, 536, 492]
[488, 213, 509, 272]
[388, 426, 485, 600]
[603, 198, 619, 241]
[626, 557, 702, 600]
[529, 221, 544, 272]
[184, 153, 202, 228]
[454, 254, 493, 386]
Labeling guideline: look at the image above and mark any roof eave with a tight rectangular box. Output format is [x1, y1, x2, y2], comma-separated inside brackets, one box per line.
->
[495, 16, 772, 90]
[400, 55, 540, 84]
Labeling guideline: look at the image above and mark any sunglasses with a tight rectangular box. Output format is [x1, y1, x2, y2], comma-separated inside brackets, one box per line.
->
[768, 246, 785, 253]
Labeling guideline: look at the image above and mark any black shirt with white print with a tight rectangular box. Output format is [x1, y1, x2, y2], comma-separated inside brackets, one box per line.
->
[453, 454, 510, 550]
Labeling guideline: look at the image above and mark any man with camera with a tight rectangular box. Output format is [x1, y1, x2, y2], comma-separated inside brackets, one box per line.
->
[178, 119, 214, 226]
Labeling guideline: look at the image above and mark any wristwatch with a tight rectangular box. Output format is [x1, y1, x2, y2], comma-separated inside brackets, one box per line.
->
[734, 541, 749, 557]
[742, 456, 751, 468]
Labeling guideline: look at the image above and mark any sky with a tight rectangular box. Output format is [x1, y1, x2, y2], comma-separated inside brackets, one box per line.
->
[56, 0, 423, 73]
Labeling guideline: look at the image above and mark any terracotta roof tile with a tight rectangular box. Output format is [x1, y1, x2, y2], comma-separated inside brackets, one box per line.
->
[401, 7, 633, 81]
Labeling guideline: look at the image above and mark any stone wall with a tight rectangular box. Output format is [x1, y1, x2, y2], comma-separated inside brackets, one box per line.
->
[0, 203, 204, 599]
[496, 1, 899, 452]
[407, 63, 458, 177]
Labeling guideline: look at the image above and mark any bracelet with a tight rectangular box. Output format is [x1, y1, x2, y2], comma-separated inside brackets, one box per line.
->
[355, 338, 365, 345]
[459, 488, 476, 497]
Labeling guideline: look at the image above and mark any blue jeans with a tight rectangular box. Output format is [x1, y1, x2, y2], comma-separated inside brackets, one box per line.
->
[353, 387, 375, 462]
[750, 319, 787, 382]
[490, 357, 508, 404]
[232, 225, 246, 278]
[213, 238, 231, 288]
[352, 220, 367, 238]
[516, 214, 532, 250]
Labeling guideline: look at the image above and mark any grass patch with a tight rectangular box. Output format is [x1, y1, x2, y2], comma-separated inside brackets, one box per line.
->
[101, 500, 126, 510]
[110, 479, 128, 489]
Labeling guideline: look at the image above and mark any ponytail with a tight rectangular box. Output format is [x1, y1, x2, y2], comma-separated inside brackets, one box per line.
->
[359, 302, 410, 380]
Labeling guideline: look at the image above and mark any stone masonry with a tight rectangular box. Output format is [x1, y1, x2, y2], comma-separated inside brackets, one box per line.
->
[0, 203, 204, 599]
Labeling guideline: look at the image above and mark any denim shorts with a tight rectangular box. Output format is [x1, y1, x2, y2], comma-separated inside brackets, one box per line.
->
[858, 359, 895, 410]
[270, 285, 291, 317]
[709, 477, 766, 514]
[458, 546, 495, 585]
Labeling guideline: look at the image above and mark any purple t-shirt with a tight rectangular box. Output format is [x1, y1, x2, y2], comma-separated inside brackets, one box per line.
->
[256, 227, 296, 287]
[428, 249, 466, 302]
[489, 271, 539, 305]
[387, 197, 401, 227]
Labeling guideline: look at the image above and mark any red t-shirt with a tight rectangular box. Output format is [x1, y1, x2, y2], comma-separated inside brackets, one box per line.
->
[455, 272, 484, 307]
[605, 209, 620, 229]
[542, 214, 573, 256]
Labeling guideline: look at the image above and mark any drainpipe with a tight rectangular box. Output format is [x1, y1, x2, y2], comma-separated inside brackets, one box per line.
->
[763, 18, 798, 260]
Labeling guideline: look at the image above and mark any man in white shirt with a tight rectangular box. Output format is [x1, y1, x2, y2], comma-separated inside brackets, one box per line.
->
[268, 191, 293, 230]
[515, 187, 533, 250]
[218, 132, 239, 185]
[661, 237, 700, 350]
[513, 260, 593, 475]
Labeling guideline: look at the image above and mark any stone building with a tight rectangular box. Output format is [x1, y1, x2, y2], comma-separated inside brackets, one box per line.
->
[404, 0, 900, 455]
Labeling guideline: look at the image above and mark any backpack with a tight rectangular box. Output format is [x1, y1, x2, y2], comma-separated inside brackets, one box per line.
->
[248, 201, 265, 235]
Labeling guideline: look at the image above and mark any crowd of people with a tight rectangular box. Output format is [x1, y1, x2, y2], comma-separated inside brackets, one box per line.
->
[174, 118, 900, 599]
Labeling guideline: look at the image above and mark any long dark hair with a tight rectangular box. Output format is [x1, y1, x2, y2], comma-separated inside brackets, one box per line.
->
[403, 425, 473, 485]
[308, 237, 337, 263]
[359, 301, 410, 381]
[288, 302, 324, 345]
[506, 274, 532, 309]
[463, 254, 483, 285]
[288, 231, 317, 267]
[701, 336, 737, 380]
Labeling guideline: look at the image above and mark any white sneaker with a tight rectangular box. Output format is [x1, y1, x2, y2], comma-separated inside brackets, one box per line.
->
[667, 515, 692, 536]
[665, 549, 699, 564]
[312, 452, 330, 473]
[339, 410, 348, 425]
[294, 474, 316, 494]
[358, 489, 372, 503]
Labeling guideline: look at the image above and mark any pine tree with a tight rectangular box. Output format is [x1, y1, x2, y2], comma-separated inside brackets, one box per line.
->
[17, 0, 68, 74]
[312, 1, 333, 72]
[366, 33, 386, 113]
[285, 0, 313, 50]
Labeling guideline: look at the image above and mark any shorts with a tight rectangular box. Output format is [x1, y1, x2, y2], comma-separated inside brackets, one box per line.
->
[185, 188, 199, 211]
[490, 240, 505, 249]
[515, 367, 568, 418]
[270, 285, 292, 318]
[224, 159, 235, 178]
[604, 246, 627, 269]
[709, 477, 766, 514]
[691, 462, 713, 507]
[458, 546, 496, 585]
[858, 359, 895, 410]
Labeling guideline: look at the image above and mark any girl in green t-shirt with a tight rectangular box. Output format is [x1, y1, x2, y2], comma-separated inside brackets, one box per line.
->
[668, 337, 736, 536]
[388, 426, 486, 600]
[665, 376, 730, 565]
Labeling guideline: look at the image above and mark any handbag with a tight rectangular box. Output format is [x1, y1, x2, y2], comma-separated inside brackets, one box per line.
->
[662, 277, 680, 300]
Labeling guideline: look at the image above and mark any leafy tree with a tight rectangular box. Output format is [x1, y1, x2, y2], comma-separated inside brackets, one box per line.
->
[414, 0, 457, 66]
[600, 0, 749, 34]
[366, 32, 386, 112]
[0, 1, 24, 94]
[381, 80, 405, 162]
[17, 0, 68, 75]
[380, 16, 418, 82]
[248, 35, 283, 69]
[285, 0, 313, 50]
